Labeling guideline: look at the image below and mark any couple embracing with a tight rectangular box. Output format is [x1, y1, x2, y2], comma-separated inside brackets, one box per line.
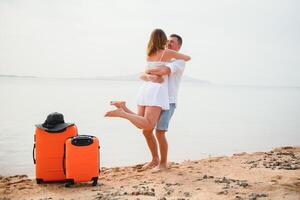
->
[105, 29, 191, 172]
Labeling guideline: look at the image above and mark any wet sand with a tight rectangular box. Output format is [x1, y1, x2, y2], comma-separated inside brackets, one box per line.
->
[1, 146, 299, 200]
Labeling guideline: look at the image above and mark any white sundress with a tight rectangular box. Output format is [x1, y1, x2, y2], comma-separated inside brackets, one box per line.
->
[136, 52, 170, 110]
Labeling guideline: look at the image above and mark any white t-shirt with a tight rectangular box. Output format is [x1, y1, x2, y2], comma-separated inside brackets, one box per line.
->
[165, 59, 185, 105]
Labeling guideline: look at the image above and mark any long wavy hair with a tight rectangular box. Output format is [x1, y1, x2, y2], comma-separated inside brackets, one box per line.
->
[147, 29, 167, 57]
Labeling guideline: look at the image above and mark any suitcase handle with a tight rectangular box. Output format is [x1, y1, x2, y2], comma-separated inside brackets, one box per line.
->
[71, 135, 94, 146]
[33, 143, 36, 164]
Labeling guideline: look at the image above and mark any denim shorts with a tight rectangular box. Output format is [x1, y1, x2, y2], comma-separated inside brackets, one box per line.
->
[156, 103, 176, 131]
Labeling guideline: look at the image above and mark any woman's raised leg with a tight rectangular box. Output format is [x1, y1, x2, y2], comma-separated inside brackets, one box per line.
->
[105, 106, 161, 130]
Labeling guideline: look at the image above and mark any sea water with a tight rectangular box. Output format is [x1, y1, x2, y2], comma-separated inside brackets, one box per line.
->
[0, 77, 299, 177]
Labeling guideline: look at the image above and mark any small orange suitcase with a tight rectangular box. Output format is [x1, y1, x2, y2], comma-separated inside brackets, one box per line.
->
[64, 135, 100, 187]
[33, 125, 78, 183]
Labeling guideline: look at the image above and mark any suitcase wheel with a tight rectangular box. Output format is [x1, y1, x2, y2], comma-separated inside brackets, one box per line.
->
[92, 177, 98, 186]
[36, 179, 43, 184]
[65, 179, 75, 187]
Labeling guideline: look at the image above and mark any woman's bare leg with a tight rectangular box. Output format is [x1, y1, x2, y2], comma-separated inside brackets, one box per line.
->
[142, 129, 159, 169]
[105, 106, 161, 130]
[134, 106, 159, 169]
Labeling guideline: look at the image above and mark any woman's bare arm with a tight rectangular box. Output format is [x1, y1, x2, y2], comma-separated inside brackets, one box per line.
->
[166, 49, 191, 61]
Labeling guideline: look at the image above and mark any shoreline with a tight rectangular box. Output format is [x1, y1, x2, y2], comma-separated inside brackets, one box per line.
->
[1, 146, 299, 200]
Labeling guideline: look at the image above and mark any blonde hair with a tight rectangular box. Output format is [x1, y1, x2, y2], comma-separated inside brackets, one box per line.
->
[147, 29, 167, 57]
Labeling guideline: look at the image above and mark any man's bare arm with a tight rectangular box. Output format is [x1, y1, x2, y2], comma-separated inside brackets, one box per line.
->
[145, 66, 171, 76]
[139, 72, 164, 83]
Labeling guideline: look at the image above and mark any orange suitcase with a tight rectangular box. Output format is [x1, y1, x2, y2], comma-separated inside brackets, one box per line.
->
[64, 135, 100, 187]
[33, 125, 78, 183]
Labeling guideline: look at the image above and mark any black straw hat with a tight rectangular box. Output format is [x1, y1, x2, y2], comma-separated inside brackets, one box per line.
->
[35, 112, 74, 132]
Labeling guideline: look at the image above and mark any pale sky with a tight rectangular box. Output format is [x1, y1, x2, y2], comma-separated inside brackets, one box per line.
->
[0, 0, 299, 86]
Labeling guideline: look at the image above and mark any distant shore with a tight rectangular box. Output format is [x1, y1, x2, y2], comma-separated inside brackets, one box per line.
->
[3, 74, 300, 88]
[0, 73, 212, 84]
[1, 146, 299, 200]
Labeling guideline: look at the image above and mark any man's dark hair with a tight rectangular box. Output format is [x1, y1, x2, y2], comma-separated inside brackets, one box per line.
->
[170, 34, 183, 47]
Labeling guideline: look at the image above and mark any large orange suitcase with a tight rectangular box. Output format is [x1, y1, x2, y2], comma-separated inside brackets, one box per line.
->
[33, 125, 78, 183]
[64, 135, 100, 187]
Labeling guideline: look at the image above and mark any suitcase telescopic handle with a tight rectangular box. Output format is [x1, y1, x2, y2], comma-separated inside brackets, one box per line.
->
[33, 143, 36, 164]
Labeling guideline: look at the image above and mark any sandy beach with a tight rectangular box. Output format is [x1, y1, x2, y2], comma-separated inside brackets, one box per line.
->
[1, 146, 299, 200]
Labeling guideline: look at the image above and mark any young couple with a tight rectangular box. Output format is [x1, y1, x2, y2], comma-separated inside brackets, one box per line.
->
[105, 29, 191, 172]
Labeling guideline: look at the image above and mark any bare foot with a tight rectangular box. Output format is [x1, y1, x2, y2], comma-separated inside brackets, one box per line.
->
[104, 108, 125, 117]
[151, 164, 168, 173]
[141, 160, 159, 170]
[110, 101, 126, 109]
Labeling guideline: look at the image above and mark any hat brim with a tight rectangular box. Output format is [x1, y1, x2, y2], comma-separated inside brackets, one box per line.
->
[35, 123, 74, 132]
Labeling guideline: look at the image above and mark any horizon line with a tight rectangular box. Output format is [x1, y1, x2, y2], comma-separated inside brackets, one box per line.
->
[0, 74, 299, 89]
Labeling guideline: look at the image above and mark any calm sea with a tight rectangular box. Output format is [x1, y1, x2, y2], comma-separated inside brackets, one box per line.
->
[0, 77, 299, 177]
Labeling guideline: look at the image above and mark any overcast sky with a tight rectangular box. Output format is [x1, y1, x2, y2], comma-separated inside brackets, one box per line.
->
[0, 0, 299, 86]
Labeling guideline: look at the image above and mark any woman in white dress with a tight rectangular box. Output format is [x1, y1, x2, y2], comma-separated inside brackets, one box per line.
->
[105, 29, 190, 134]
